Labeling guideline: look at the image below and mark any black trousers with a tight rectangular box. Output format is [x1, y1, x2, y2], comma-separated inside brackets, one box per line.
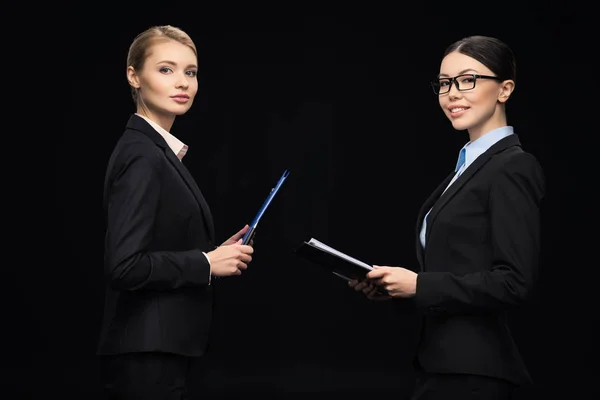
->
[410, 371, 516, 400]
[101, 352, 195, 400]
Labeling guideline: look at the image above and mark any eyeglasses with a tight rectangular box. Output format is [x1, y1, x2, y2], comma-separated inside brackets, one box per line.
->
[431, 74, 503, 95]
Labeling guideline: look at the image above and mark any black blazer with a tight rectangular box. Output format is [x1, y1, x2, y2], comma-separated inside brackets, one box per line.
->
[412, 134, 545, 385]
[97, 114, 217, 357]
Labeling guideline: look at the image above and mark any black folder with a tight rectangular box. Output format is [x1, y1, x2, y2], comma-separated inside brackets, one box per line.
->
[294, 238, 388, 295]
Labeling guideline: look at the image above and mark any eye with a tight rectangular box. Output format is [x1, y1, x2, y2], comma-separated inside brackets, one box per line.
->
[186, 70, 197, 77]
[159, 67, 173, 74]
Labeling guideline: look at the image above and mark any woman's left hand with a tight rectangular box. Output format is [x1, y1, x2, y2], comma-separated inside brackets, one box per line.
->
[221, 224, 254, 246]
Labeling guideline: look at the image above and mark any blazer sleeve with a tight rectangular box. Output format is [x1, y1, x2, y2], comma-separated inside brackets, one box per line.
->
[415, 153, 545, 314]
[104, 144, 211, 291]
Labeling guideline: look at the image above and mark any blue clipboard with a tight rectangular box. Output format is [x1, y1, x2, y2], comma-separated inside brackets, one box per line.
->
[241, 169, 290, 245]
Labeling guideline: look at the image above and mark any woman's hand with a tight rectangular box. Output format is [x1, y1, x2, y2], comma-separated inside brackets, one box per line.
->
[366, 266, 417, 298]
[221, 224, 254, 247]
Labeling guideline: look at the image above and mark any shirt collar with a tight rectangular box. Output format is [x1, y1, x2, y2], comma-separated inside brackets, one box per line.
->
[135, 113, 188, 160]
[461, 126, 514, 168]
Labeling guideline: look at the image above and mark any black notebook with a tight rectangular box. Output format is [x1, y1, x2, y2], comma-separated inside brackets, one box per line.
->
[295, 238, 388, 295]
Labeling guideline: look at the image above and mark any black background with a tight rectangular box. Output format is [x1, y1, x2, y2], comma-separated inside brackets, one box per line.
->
[7, 6, 596, 399]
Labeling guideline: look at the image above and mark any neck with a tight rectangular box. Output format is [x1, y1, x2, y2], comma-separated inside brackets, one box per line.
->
[137, 107, 175, 132]
[467, 106, 507, 142]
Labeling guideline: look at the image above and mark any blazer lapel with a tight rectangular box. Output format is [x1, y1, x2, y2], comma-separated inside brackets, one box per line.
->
[415, 171, 454, 268]
[423, 134, 522, 247]
[127, 115, 216, 241]
[164, 150, 216, 241]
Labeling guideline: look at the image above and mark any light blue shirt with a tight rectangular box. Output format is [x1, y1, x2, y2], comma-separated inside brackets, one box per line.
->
[419, 126, 514, 249]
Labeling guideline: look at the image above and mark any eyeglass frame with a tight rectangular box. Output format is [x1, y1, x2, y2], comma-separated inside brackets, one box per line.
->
[430, 74, 503, 95]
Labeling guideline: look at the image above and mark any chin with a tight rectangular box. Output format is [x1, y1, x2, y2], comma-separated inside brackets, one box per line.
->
[449, 119, 471, 131]
[170, 106, 192, 116]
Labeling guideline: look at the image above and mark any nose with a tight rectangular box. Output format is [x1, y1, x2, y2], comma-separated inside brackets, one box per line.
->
[176, 72, 190, 89]
[447, 78, 461, 99]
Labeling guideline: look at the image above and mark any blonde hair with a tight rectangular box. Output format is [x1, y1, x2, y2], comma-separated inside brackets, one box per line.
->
[126, 25, 197, 105]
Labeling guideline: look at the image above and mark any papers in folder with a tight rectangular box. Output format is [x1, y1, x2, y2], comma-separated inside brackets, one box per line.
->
[295, 238, 388, 295]
[241, 169, 290, 245]
[295, 238, 373, 281]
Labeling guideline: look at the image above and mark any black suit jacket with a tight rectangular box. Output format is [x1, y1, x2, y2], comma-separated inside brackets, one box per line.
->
[97, 114, 217, 357]
[411, 134, 545, 385]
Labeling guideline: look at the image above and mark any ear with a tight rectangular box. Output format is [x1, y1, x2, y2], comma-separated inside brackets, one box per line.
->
[126, 66, 141, 90]
[498, 79, 515, 103]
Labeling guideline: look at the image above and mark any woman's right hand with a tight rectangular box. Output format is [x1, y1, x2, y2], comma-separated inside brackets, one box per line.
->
[207, 239, 254, 277]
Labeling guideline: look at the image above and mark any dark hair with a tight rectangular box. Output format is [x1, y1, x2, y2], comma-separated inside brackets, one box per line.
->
[444, 35, 516, 83]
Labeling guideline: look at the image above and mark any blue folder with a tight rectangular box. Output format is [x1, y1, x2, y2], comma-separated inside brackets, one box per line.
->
[241, 169, 290, 245]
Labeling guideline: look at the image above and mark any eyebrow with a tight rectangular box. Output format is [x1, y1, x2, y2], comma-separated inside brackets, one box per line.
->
[156, 60, 198, 69]
[437, 68, 479, 78]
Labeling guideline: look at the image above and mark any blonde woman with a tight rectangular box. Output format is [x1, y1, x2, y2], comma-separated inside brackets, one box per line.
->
[97, 25, 254, 399]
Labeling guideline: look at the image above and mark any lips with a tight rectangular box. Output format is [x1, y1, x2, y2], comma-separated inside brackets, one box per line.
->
[448, 105, 470, 117]
[171, 95, 190, 103]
